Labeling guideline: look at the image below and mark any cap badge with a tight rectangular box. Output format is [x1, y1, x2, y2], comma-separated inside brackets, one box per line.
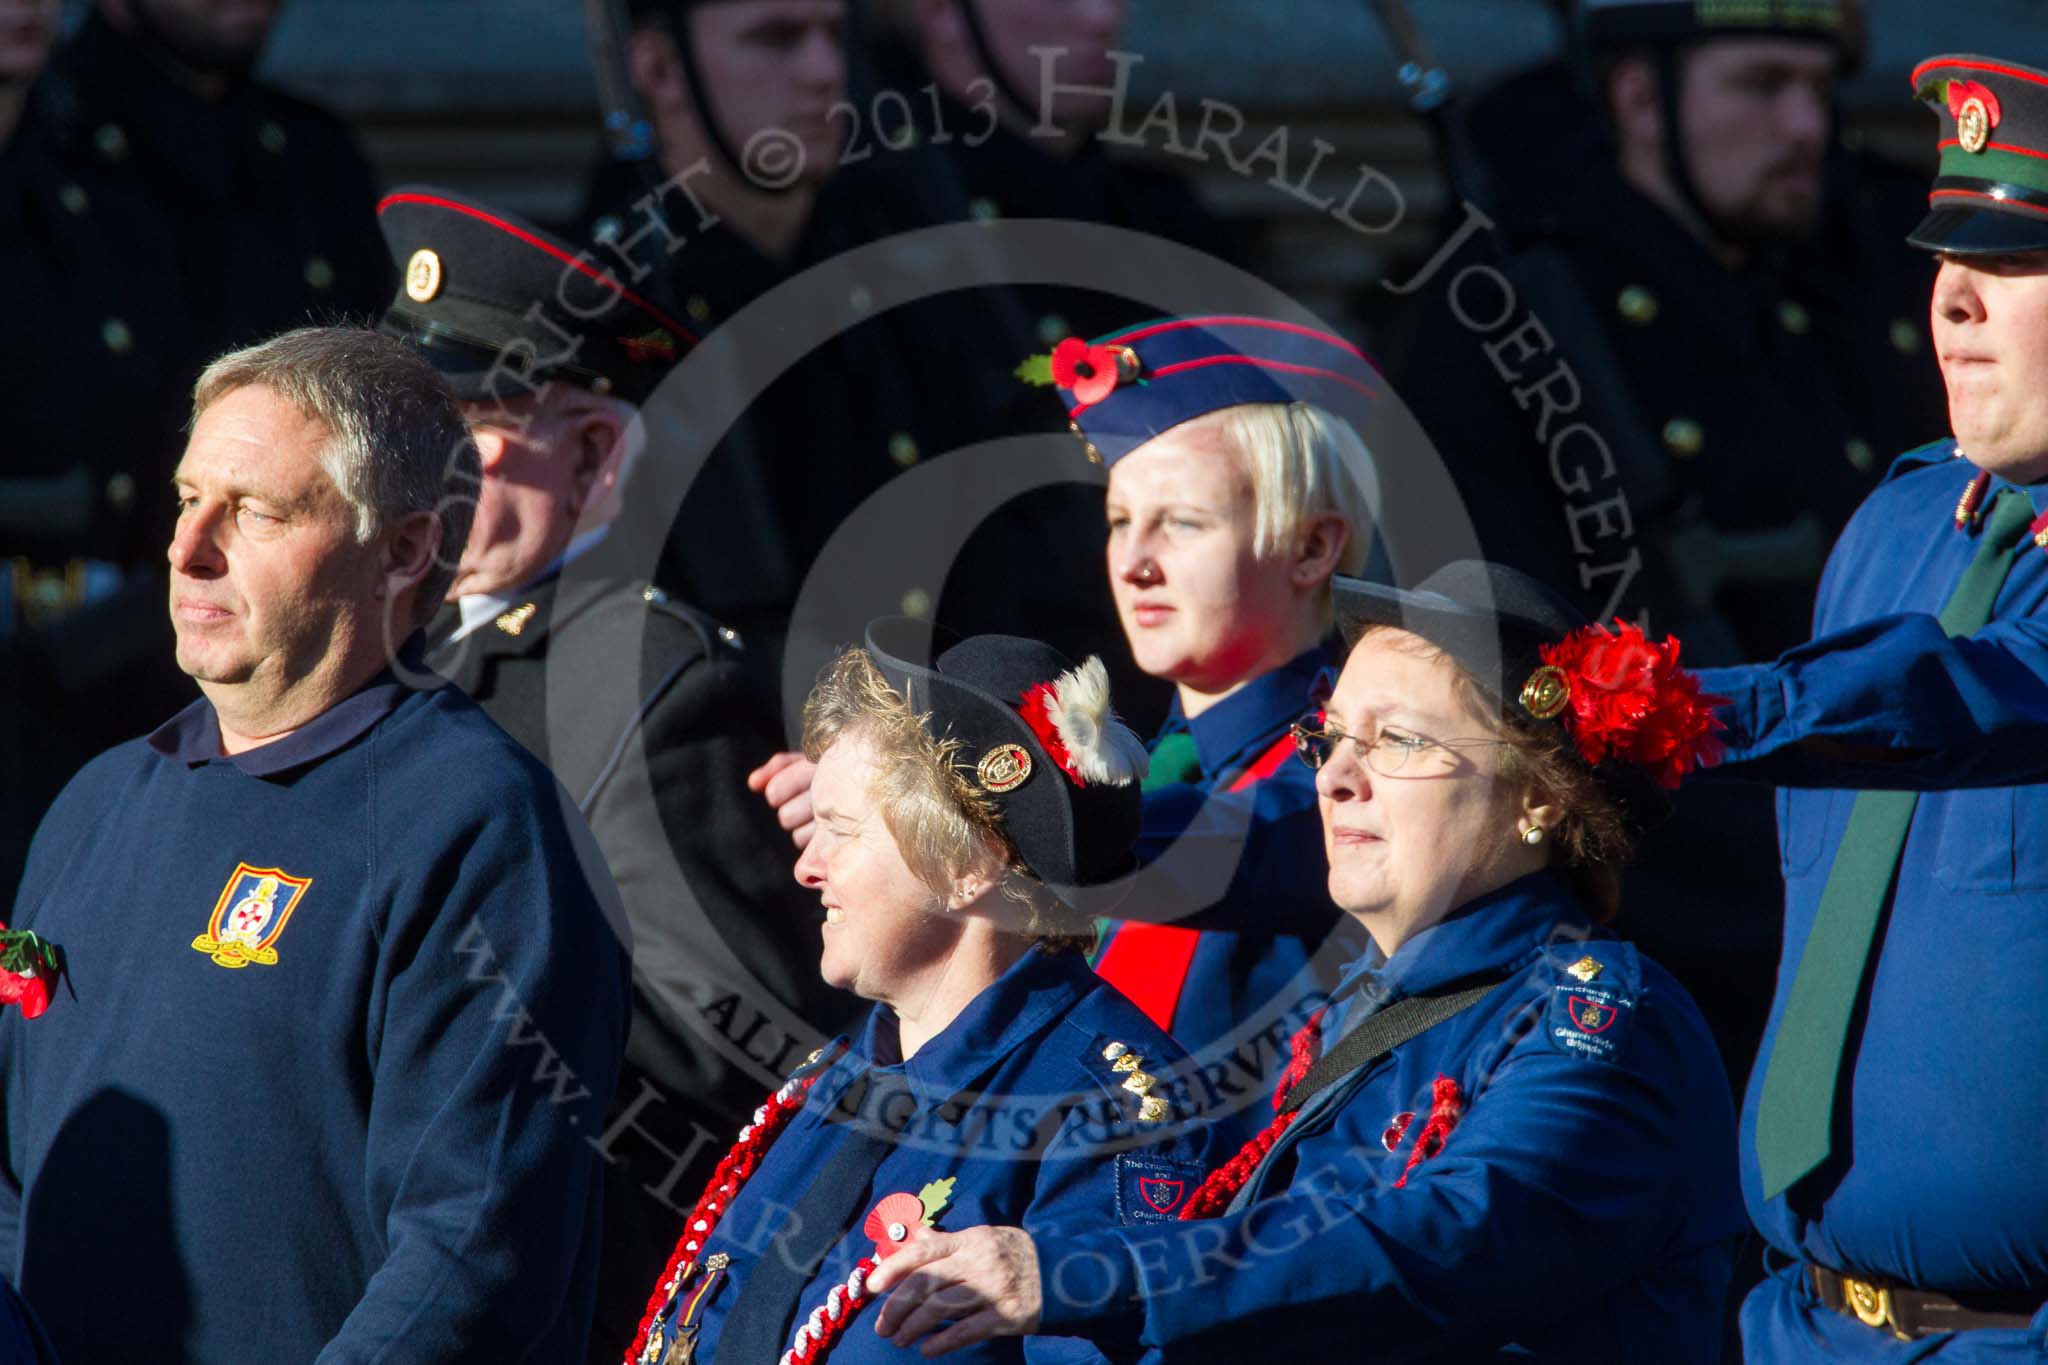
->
[404, 248, 443, 303]
[1519, 664, 1571, 721]
[1567, 955, 1603, 983]
[1945, 79, 2003, 155]
[975, 743, 1033, 793]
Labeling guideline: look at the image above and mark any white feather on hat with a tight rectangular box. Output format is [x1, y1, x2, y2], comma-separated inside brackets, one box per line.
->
[1042, 657, 1150, 786]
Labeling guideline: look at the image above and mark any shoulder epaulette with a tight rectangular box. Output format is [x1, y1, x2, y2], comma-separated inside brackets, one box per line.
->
[1087, 1037, 1174, 1124]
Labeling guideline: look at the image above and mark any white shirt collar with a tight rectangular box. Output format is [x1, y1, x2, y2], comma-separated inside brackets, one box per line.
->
[448, 525, 612, 642]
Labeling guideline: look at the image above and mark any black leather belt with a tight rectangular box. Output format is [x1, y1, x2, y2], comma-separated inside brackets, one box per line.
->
[1810, 1264, 2040, 1340]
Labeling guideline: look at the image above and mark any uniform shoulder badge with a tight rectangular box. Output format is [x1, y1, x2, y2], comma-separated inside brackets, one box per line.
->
[1113, 1151, 1203, 1224]
[191, 863, 312, 969]
[1545, 983, 1637, 1063]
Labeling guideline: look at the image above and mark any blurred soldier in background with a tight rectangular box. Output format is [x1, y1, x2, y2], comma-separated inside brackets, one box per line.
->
[586, 0, 1150, 730]
[582, 0, 898, 691]
[0, 0, 388, 906]
[374, 186, 860, 1362]
[873, 0, 1243, 350]
[1389, 0, 1947, 1114]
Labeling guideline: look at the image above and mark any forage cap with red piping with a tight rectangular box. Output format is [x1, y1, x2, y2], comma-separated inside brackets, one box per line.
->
[862, 620, 1149, 909]
[376, 185, 698, 406]
[1016, 315, 1381, 467]
[1907, 56, 2048, 256]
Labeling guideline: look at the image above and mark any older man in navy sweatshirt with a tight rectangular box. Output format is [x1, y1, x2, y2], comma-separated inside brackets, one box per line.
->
[0, 326, 631, 1363]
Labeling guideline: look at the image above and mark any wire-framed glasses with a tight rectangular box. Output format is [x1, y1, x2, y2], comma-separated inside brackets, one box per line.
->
[1289, 712, 1512, 778]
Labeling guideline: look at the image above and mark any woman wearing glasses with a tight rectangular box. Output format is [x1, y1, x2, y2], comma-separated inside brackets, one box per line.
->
[856, 562, 1746, 1361]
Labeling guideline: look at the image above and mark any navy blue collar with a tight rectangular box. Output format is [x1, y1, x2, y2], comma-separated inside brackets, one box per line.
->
[1329, 869, 1591, 1008]
[850, 946, 1093, 1110]
[147, 634, 434, 778]
[1158, 647, 1331, 779]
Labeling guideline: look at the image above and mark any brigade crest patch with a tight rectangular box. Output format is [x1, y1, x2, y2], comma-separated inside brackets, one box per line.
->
[191, 863, 312, 969]
[1547, 983, 1635, 1062]
[1116, 1152, 1200, 1224]
[1137, 1176, 1185, 1214]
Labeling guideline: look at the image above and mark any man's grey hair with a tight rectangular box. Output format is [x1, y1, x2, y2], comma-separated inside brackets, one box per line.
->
[191, 327, 481, 628]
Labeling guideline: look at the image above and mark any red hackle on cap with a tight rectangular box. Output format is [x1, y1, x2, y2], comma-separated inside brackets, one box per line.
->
[1538, 621, 1728, 789]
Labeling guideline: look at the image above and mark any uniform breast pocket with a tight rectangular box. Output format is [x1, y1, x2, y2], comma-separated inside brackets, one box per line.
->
[1932, 788, 2048, 894]
[1777, 788, 1833, 877]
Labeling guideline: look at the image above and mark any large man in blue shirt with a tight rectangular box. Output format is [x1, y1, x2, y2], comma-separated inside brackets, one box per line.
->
[1674, 53, 2048, 1359]
[0, 326, 630, 1362]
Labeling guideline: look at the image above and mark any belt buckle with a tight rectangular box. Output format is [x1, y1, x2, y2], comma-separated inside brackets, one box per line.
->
[1842, 1274, 1912, 1342]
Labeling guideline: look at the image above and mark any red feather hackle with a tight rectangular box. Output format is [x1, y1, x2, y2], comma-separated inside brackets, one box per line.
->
[1018, 682, 1084, 787]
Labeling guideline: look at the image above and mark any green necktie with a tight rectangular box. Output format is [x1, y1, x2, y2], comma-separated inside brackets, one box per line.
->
[1142, 728, 1205, 792]
[1089, 729, 1206, 961]
[1755, 488, 2035, 1199]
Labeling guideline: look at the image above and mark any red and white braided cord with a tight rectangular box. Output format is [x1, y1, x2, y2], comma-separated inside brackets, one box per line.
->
[623, 1057, 838, 1365]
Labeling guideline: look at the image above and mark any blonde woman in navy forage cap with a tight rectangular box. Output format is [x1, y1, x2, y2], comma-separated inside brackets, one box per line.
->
[859, 561, 1744, 1360]
[755, 315, 1380, 1149]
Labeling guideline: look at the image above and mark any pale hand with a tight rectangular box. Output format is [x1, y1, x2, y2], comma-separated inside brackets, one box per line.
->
[745, 751, 816, 850]
[866, 1226, 1043, 1356]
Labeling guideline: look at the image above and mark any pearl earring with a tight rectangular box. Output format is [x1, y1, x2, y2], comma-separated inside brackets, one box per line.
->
[1520, 826, 1545, 847]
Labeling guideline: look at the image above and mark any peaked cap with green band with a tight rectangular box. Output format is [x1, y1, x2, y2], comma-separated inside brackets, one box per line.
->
[1908, 55, 2048, 255]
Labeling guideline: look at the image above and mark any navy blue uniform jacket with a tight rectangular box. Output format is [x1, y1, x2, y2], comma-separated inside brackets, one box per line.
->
[636, 948, 1208, 1365]
[1035, 872, 1744, 1361]
[0, 669, 630, 1363]
[1696, 441, 2048, 1359]
[1104, 650, 1355, 1144]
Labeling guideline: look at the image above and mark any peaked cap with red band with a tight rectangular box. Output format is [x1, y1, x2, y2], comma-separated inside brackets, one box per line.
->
[863, 621, 1146, 909]
[1031, 315, 1381, 467]
[1334, 562, 1724, 831]
[1907, 55, 2048, 256]
[377, 186, 697, 405]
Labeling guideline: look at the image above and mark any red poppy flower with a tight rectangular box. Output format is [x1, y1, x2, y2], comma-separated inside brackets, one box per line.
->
[862, 1192, 929, 1259]
[1947, 79, 2003, 131]
[0, 928, 67, 1021]
[1049, 337, 1126, 407]
[1538, 621, 1727, 789]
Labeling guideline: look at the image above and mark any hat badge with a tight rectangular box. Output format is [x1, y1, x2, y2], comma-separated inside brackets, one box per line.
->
[1519, 664, 1571, 721]
[404, 248, 443, 303]
[976, 743, 1033, 793]
[1946, 79, 2002, 155]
